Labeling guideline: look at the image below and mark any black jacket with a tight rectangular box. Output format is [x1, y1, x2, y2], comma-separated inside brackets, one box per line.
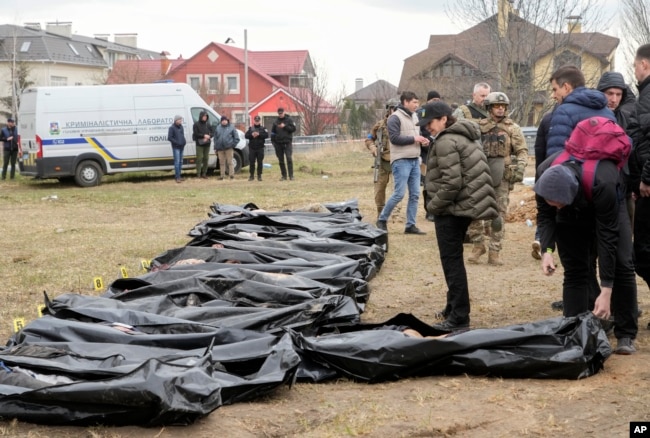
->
[192, 111, 213, 146]
[536, 153, 622, 287]
[271, 115, 296, 144]
[245, 124, 269, 149]
[627, 75, 650, 192]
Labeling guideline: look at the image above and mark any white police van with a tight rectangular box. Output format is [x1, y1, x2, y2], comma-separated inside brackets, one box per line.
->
[18, 83, 248, 186]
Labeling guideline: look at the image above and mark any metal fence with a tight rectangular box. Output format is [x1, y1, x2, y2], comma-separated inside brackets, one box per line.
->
[264, 134, 342, 153]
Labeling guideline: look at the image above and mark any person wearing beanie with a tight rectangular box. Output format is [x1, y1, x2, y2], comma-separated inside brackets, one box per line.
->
[213, 114, 239, 180]
[167, 115, 186, 183]
[535, 153, 638, 355]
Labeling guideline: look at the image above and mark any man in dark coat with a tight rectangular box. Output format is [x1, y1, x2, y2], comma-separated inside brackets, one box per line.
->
[627, 44, 650, 301]
[271, 108, 297, 181]
[245, 115, 269, 181]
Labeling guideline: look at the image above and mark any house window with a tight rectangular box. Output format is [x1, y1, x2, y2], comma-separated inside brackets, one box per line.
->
[67, 43, 80, 56]
[20, 41, 31, 52]
[206, 75, 221, 94]
[224, 74, 240, 94]
[426, 59, 466, 79]
[289, 75, 312, 88]
[187, 75, 201, 91]
[233, 112, 245, 124]
[50, 76, 68, 86]
[553, 50, 581, 70]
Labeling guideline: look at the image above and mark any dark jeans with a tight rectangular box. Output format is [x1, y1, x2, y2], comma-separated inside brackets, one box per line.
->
[2, 149, 18, 179]
[557, 202, 638, 339]
[434, 214, 473, 324]
[249, 147, 265, 177]
[273, 141, 293, 178]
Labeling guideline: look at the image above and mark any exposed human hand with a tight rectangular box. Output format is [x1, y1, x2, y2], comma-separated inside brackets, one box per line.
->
[541, 252, 555, 276]
[415, 135, 429, 146]
[640, 181, 650, 197]
[593, 287, 612, 319]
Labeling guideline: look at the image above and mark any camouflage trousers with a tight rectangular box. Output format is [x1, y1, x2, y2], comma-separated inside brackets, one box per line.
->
[374, 160, 392, 214]
[468, 179, 510, 251]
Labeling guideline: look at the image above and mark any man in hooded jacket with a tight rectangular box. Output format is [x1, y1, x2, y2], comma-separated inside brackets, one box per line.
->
[192, 110, 213, 179]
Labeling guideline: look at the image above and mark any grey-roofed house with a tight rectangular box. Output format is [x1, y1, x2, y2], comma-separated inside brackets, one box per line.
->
[344, 79, 398, 108]
[0, 22, 161, 117]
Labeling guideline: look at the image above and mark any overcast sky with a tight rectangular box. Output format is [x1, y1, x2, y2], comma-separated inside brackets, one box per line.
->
[2, 0, 623, 96]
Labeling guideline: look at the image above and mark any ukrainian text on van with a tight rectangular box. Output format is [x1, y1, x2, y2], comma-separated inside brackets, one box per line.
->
[18, 83, 248, 187]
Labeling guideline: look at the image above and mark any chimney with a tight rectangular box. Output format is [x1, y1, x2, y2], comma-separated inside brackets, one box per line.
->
[24, 22, 41, 31]
[46, 21, 72, 38]
[114, 33, 138, 48]
[94, 34, 109, 41]
[160, 51, 171, 75]
[497, 0, 516, 38]
[355, 78, 363, 92]
[567, 16, 582, 33]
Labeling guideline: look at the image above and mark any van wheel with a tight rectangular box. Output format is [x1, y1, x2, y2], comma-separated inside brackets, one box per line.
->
[233, 151, 243, 173]
[75, 160, 102, 187]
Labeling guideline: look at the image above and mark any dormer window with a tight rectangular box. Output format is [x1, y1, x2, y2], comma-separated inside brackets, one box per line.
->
[20, 41, 31, 52]
[67, 43, 80, 56]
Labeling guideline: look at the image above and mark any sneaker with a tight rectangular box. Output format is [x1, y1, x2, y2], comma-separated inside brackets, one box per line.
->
[257, 176, 262, 181]
[425, 213, 435, 222]
[218, 177, 224, 181]
[532, 241, 542, 260]
[230, 176, 234, 180]
[289, 177, 295, 181]
[376, 220, 387, 231]
[404, 225, 426, 235]
[551, 300, 564, 311]
[432, 319, 469, 332]
[615, 337, 636, 355]
[280, 177, 287, 181]
[248, 176, 254, 181]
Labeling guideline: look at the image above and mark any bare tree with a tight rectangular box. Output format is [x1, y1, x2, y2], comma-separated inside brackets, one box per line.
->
[422, 0, 609, 125]
[289, 60, 339, 135]
[621, 0, 650, 80]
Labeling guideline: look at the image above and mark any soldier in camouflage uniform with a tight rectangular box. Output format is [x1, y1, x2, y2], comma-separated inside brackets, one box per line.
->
[365, 100, 399, 216]
[468, 91, 528, 265]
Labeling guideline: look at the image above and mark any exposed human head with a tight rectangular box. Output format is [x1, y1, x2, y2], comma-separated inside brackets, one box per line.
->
[6, 118, 14, 125]
[634, 44, 650, 84]
[400, 91, 419, 112]
[472, 83, 491, 106]
[220, 115, 229, 125]
[550, 65, 585, 104]
[417, 101, 453, 136]
[174, 115, 183, 125]
[254, 115, 261, 124]
[534, 165, 579, 208]
[277, 107, 285, 118]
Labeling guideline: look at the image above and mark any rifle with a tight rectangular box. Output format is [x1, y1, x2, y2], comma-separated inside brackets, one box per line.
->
[373, 128, 383, 183]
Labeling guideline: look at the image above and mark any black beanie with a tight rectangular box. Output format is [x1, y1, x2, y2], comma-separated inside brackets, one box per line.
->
[534, 165, 579, 206]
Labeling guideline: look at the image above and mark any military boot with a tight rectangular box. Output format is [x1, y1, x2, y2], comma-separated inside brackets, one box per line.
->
[468, 244, 486, 264]
[488, 250, 503, 266]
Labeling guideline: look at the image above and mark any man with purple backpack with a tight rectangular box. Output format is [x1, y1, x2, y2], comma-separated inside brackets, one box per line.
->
[535, 117, 638, 355]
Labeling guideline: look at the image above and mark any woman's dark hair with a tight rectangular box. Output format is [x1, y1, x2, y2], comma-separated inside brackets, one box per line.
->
[444, 115, 457, 129]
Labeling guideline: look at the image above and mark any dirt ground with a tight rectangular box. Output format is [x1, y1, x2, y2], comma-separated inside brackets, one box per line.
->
[3, 179, 649, 438]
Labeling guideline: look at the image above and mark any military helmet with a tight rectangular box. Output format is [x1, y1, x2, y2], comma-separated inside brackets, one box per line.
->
[385, 98, 399, 110]
[484, 92, 510, 107]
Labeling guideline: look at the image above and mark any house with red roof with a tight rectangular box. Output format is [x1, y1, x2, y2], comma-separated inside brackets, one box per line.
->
[108, 42, 338, 134]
